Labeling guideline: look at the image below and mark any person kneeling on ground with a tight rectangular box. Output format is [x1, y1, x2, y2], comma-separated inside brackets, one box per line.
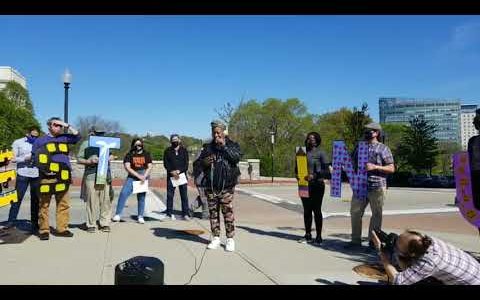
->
[372, 229, 480, 285]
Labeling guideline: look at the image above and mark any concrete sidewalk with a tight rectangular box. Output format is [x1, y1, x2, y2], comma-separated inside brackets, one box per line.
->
[0, 186, 478, 285]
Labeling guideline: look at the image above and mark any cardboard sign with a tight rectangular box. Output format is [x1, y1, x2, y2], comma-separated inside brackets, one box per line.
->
[296, 146, 309, 198]
[0, 150, 18, 207]
[330, 141, 368, 201]
[453, 152, 480, 227]
[89, 136, 121, 185]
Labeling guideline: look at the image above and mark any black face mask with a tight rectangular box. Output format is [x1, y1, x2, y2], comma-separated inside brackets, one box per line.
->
[135, 145, 143, 152]
[364, 131, 374, 140]
[171, 142, 179, 148]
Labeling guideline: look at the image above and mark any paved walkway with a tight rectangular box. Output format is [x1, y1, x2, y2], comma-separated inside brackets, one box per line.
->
[0, 184, 478, 285]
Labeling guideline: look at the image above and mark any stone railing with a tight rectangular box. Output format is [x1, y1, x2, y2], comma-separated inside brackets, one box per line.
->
[68, 159, 261, 180]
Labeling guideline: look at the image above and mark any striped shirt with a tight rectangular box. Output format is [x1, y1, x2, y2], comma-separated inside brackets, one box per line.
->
[393, 237, 480, 285]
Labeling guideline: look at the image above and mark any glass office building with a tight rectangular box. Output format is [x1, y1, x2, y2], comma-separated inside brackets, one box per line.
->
[379, 97, 461, 144]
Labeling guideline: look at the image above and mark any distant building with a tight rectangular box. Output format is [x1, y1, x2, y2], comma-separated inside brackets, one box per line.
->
[0, 66, 27, 90]
[460, 104, 478, 150]
[379, 97, 461, 144]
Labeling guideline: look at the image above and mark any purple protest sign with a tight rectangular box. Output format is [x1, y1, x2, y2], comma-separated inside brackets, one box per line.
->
[330, 141, 368, 201]
[453, 152, 480, 227]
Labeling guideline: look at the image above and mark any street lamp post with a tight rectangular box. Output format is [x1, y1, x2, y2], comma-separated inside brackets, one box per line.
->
[270, 118, 277, 183]
[63, 69, 72, 128]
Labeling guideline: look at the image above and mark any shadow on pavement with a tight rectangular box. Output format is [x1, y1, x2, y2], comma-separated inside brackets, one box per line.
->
[312, 238, 378, 264]
[69, 223, 89, 230]
[328, 233, 369, 242]
[276, 226, 304, 232]
[0, 219, 34, 232]
[0, 224, 31, 245]
[237, 225, 301, 242]
[315, 278, 383, 285]
[151, 227, 210, 245]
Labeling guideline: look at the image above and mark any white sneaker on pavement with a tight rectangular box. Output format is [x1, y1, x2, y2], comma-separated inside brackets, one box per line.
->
[225, 238, 235, 252]
[112, 215, 121, 222]
[170, 215, 176, 221]
[207, 237, 221, 250]
[138, 216, 145, 224]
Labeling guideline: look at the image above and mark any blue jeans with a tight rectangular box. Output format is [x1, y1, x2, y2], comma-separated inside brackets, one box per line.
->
[115, 175, 146, 217]
[8, 175, 40, 228]
[166, 177, 189, 216]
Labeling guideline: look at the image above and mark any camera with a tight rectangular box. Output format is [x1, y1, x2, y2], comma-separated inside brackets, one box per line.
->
[374, 229, 398, 254]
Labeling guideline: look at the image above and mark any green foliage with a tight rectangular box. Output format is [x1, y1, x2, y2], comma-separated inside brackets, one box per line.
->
[227, 98, 372, 177]
[396, 116, 439, 175]
[228, 98, 316, 177]
[3, 81, 34, 112]
[381, 123, 408, 171]
[0, 84, 40, 149]
[342, 103, 373, 152]
[74, 118, 204, 161]
[434, 141, 461, 175]
[316, 107, 352, 161]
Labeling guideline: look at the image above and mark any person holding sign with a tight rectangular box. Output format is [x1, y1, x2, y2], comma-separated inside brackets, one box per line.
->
[112, 138, 152, 224]
[163, 134, 190, 221]
[346, 123, 395, 250]
[295, 132, 331, 244]
[76, 126, 116, 233]
[33, 117, 81, 240]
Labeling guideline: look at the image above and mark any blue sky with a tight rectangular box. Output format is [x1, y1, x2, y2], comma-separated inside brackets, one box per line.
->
[2, 15, 480, 139]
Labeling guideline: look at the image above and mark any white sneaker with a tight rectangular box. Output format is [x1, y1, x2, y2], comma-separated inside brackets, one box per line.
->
[138, 216, 145, 224]
[225, 238, 235, 252]
[183, 215, 191, 221]
[170, 215, 176, 221]
[207, 237, 221, 250]
[112, 215, 121, 222]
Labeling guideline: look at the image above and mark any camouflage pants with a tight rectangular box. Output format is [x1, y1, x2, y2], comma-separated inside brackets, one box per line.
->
[206, 190, 235, 238]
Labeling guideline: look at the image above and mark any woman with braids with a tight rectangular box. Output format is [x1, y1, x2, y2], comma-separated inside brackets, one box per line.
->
[296, 132, 331, 245]
[372, 229, 480, 285]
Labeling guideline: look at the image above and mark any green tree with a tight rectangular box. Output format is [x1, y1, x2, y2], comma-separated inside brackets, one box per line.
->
[397, 116, 439, 175]
[2, 81, 34, 112]
[0, 83, 40, 149]
[435, 141, 461, 175]
[342, 103, 372, 152]
[228, 98, 316, 177]
[315, 107, 351, 160]
[381, 123, 408, 171]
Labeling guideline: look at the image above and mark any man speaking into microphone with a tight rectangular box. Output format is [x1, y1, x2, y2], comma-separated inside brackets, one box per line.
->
[198, 120, 242, 252]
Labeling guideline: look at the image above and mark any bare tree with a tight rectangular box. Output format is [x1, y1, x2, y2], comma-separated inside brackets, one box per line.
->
[75, 115, 123, 137]
[215, 102, 235, 127]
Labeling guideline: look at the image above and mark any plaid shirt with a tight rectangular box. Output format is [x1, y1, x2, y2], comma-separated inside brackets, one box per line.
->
[354, 142, 394, 190]
[393, 237, 480, 285]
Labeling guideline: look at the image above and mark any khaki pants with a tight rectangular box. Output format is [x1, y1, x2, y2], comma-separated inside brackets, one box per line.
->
[84, 179, 112, 228]
[39, 180, 71, 234]
[350, 188, 386, 244]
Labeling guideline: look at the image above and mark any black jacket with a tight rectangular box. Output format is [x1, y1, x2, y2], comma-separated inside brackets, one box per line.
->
[163, 146, 189, 178]
[198, 138, 242, 192]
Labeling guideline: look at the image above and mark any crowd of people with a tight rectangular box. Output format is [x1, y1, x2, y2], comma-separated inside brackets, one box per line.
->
[2, 113, 480, 284]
